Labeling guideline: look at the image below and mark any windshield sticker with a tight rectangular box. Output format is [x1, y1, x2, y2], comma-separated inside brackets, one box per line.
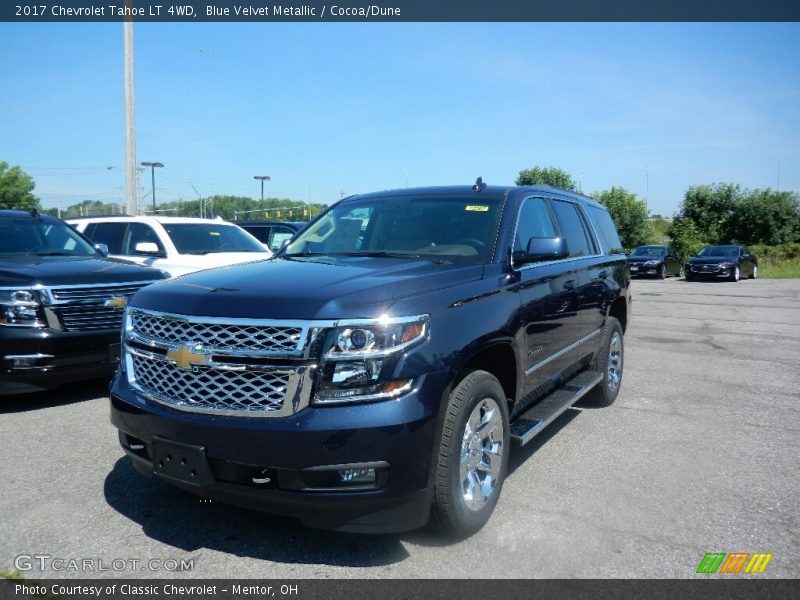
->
[465, 205, 489, 212]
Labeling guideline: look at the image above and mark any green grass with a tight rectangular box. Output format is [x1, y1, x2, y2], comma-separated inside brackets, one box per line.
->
[759, 259, 800, 279]
[0, 571, 25, 580]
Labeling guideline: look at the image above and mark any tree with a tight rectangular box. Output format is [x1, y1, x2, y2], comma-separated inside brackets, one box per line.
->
[515, 166, 577, 191]
[0, 162, 40, 210]
[677, 184, 740, 244]
[724, 189, 800, 246]
[593, 186, 651, 250]
[667, 217, 706, 261]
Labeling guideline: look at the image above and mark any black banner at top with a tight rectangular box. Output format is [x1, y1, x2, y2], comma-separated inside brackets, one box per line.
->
[3, 0, 800, 22]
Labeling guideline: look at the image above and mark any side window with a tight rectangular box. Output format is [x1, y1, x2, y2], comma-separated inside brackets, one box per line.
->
[514, 197, 557, 255]
[89, 223, 127, 254]
[549, 200, 594, 258]
[245, 226, 270, 244]
[124, 223, 164, 255]
[585, 205, 624, 254]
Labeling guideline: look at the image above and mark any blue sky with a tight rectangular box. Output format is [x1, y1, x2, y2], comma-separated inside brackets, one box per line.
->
[1, 22, 798, 217]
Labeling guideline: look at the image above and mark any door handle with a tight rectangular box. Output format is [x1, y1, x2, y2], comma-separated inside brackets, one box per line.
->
[596, 270, 608, 280]
[563, 279, 576, 290]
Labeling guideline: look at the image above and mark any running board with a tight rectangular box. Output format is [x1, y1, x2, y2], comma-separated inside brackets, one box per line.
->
[510, 371, 603, 447]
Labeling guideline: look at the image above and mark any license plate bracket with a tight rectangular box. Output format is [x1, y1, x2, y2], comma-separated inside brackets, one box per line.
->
[151, 437, 214, 487]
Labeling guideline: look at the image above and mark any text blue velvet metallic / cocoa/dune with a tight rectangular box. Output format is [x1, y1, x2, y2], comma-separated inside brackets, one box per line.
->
[110, 185, 631, 533]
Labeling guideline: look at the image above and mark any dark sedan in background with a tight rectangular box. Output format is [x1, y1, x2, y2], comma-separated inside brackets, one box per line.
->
[627, 245, 683, 279]
[685, 245, 758, 282]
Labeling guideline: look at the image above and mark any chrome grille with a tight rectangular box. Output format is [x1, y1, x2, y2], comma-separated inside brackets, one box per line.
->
[51, 283, 148, 302]
[55, 306, 124, 331]
[50, 282, 154, 332]
[130, 310, 303, 353]
[131, 354, 288, 414]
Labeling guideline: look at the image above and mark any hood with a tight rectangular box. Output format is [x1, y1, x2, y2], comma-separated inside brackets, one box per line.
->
[627, 255, 664, 264]
[0, 255, 165, 287]
[687, 256, 737, 265]
[132, 256, 484, 320]
[162, 252, 271, 276]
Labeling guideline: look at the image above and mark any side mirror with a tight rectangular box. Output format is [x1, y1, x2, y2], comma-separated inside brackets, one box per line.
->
[134, 242, 162, 256]
[518, 237, 569, 264]
[94, 243, 109, 257]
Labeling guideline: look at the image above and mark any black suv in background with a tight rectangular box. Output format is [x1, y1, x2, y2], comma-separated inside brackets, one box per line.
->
[110, 182, 630, 536]
[1, 210, 166, 395]
[627, 245, 683, 279]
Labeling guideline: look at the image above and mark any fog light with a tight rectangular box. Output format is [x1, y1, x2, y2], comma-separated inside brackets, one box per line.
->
[338, 467, 376, 484]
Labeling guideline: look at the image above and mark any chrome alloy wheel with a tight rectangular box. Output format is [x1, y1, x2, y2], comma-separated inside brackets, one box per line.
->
[460, 398, 504, 511]
[607, 331, 623, 394]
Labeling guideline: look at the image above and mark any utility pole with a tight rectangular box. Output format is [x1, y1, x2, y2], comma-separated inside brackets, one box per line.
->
[123, 13, 137, 215]
[254, 175, 271, 202]
[141, 162, 163, 213]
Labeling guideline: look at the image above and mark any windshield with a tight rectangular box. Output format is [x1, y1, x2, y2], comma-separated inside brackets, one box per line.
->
[0, 217, 96, 257]
[163, 223, 267, 255]
[284, 195, 503, 264]
[631, 246, 666, 257]
[697, 245, 738, 257]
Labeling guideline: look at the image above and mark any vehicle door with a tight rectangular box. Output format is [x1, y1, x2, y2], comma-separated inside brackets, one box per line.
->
[514, 196, 582, 397]
[120, 222, 167, 268]
[740, 246, 754, 276]
[547, 199, 606, 362]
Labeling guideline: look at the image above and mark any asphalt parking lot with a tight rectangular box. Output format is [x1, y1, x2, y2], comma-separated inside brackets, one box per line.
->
[1, 277, 798, 579]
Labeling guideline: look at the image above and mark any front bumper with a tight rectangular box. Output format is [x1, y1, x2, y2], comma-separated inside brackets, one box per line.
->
[628, 262, 663, 277]
[0, 327, 119, 395]
[686, 265, 733, 278]
[109, 370, 448, 533]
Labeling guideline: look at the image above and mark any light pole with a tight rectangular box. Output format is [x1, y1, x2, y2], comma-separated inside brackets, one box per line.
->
[254, 175, 271, 203]
[141, 162, 163, 213]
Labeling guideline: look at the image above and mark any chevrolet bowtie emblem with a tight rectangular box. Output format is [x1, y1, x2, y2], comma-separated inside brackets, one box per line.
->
[103, 296, 129, 309]
[166, 345, 210, 371]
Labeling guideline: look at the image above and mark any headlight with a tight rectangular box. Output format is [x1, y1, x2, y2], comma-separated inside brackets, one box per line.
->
[0, 289, 44, 327]
[314, 314, 429, 404]
[719, 262, 734, 268]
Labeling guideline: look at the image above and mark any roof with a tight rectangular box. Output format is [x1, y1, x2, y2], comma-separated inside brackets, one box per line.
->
[342, 184, 605, 208]
[65, 215, 238, 225]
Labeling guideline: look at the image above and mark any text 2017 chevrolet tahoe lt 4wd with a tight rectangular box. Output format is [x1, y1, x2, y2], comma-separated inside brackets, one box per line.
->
[110, 182, 630, 536]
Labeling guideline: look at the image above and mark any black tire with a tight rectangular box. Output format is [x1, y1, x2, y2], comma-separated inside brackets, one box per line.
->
[430, 370, 510, 537]
[729, 265, 740, 282]
[749, 264, 758, 279]
[585, 317, 624, 407]
[658, 264, 666, 279]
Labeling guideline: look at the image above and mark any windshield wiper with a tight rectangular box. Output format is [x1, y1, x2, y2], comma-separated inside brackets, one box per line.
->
[336, 251, 421, 259]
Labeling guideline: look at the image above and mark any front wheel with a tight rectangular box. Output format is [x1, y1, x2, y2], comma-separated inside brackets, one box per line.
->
[659, 264, 666, 279]
[730, 265, 741, 282]
[430, 370, 510, 537]
[585, 317, 624, 407]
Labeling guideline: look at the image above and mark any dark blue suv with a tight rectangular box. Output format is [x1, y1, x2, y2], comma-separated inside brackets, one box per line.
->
[110, 182, 630, 536]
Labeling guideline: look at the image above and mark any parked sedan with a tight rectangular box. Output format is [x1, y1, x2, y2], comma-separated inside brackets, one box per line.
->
[684, 245, 758, 282]
[627, 245, 682, 279]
